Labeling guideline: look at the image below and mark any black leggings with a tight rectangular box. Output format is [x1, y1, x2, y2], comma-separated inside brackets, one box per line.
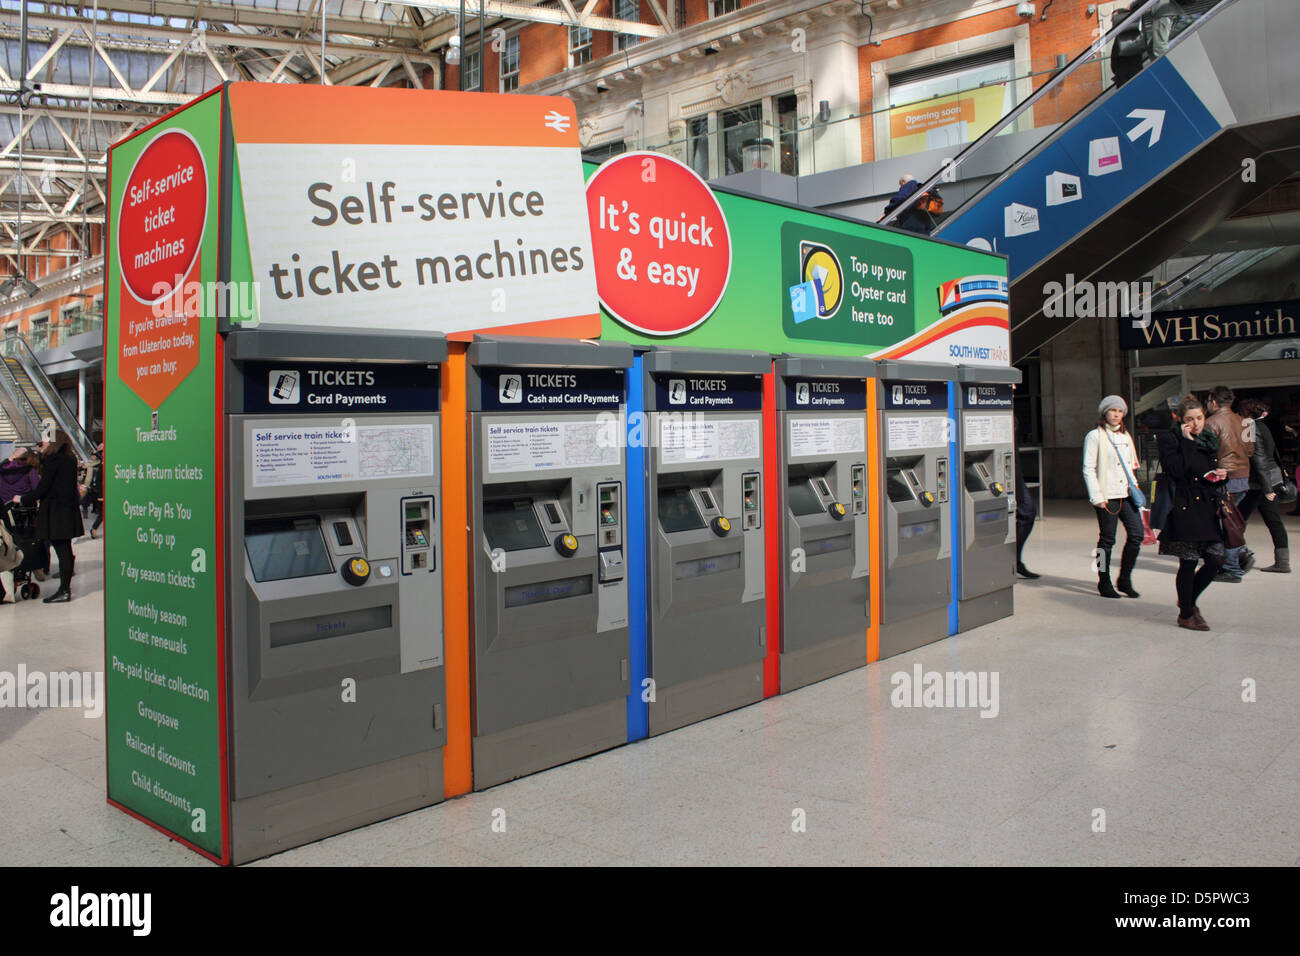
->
[50, 539, 74, 591]
[1238, 490, 1289, 549]
[1176, 556, 1222, 617]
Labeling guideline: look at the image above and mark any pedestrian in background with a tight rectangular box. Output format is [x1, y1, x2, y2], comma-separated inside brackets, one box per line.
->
[1014, 422, 1038, 579]
[1083, 395, 1144, 598]
[11, 430, 83, 603]
[1157, 395, 1227, 630]
[1204, 386, 1255, 581]
[1238, 398, 1290, 573]
[0, 446, 39, 605]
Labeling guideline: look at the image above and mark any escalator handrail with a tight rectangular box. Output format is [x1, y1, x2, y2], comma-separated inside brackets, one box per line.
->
[0, 353, 46, 442]
[882, 0, 1238, 235]
[0, 336, 97, 460]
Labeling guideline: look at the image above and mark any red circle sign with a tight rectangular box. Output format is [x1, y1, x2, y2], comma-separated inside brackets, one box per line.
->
[116, 129, 207, 303]
[586, 152, 731, 336]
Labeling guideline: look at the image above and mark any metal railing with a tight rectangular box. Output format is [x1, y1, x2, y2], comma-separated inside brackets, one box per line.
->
[0, 334, 97, 460]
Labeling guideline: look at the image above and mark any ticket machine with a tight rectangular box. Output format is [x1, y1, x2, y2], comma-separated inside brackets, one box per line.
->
[635, 348, 768, 736]
[956, 366, 1021, 630]
[225, 327, 446, 863]
[773, 355, 872, 691]
[467, 337, 632, 789]
[875, 361, 956, 659]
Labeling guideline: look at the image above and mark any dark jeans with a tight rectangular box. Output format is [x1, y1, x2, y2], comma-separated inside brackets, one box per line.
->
[1015, 467, 1037, 562]
[1095, 498, 1143, 574]
[1177, 555, 1223, 617]
[1238, 489, 1289, 550]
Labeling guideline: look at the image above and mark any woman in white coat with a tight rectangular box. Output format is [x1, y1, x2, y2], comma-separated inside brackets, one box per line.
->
[1083, 395, 1144, 598]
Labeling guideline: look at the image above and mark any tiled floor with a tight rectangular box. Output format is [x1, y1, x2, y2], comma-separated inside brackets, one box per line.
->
[1, 501, 1297, 866]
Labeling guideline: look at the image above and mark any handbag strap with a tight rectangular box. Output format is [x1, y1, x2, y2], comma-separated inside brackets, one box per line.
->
[1104, 429, 1141, 495]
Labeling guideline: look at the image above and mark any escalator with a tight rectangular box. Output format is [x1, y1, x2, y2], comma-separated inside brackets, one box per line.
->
[0, 335, 96, 459]
[886, 0, 1300, 359]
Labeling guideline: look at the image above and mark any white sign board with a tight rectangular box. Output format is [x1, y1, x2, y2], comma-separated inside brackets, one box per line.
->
[886, 416, 949, 452]
[659, 417, 760, 465]
[789, 417, 865, 458]
[486, 420, 619, 474]
[251, 423, 434, 487]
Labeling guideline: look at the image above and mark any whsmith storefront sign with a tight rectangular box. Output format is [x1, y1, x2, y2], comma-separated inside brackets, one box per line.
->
[1120, 300, 1300, 350]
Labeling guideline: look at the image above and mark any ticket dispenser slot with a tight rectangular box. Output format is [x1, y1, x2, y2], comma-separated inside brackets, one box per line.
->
[851, 464, 866, 515]
[742, 473, 761, 529]
[401, 496, 435, 573]
[935, 457, 949, 504]
[597, 482, 624, 583]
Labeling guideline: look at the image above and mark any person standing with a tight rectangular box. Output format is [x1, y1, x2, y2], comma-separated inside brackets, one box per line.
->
[0, 446, 39, 605]
[1014, 426, 1039, 578]
[1203, 386, 1255, 581]
[1083, 395, 1144, 598]
[1110, 3, 1147, 88]
[11, 430, 83, 603]
[1157, 395, 1227, 630]
[1238, 398, 1290, 573]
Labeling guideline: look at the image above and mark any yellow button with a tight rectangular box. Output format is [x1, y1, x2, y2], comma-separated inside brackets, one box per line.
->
[562, 534, 576, 549]
[717, 517, 731, 531]
[352, 558, 369, 576]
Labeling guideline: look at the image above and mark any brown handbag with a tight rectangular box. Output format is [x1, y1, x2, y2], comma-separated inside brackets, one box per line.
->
[1218, 491, 1246, 549]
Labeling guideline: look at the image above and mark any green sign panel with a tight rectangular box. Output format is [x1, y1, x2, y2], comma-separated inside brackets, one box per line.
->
[104, 91, 225, 860]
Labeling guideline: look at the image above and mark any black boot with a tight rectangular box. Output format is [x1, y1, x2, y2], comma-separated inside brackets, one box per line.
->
[1116, 570, 1140, 598]
[1016, 562, 1040, 579]
[43, 587, 71, 604]
[1098, 571, 1121, 598]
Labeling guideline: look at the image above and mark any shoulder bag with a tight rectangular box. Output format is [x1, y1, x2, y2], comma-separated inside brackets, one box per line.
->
[1105, 429, 1147, 509]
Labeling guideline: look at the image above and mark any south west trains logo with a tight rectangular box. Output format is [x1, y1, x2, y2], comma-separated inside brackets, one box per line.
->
[797, 240, 844, 319]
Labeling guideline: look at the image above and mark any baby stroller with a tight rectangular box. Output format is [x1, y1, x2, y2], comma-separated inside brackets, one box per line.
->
[1, 501, 43, 601]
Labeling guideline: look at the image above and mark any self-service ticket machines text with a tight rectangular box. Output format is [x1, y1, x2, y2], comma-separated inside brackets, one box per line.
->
[640, 348, 767, 735]
[225, 328, 446, 863]
[875, 361, 956, 659]
[468, 337, 632, 788]
[956, 366, 1021, 630]
[774, 356, 871, 691]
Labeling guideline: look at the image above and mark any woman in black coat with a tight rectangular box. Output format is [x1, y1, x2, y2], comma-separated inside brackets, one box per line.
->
[11, 430, 84, 603]
[1156, 395, 1227, 630]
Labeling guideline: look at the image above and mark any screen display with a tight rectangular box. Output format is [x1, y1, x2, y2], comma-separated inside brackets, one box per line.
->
[805, 534, 852, 556]
[504, 574, 593, 608]
[483, 498, 548, 551]
[658, 486, 705, 533]
[787, 479, 824, 516]
[886, 469, 915, 504]
[673, 552, 742, 579]
[245, 517, 334, 583]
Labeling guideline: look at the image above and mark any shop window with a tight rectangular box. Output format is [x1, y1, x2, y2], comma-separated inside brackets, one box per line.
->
[463, 48, 481, 91]
[569, 23, 593, 67]
[614, 0, 639, 52]
[886, 48, 1015, 158]
[710, 0, 740, 17]
[500, 35, 519, 93]
[2, 323, 16, 338]
[687, 116, 711, 181]
[775, 92, 799, 177]
[29, 316, 49, 352]
[720, 101, 762, 176]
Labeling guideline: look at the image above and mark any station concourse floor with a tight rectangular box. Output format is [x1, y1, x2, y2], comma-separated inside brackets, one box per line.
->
[1, 500, 1297, 867]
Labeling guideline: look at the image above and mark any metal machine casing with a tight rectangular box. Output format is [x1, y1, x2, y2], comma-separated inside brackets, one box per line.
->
[467, 336, 632, 789]
[638, 348, 768, 736]
[875, 360, 956, 660]
[956, 365, 1022, 630]
[224, 327, 447, 864]
[773, 355, 872, 692]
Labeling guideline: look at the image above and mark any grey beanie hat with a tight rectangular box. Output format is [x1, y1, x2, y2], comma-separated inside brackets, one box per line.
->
[1098, 395, 1128, 416]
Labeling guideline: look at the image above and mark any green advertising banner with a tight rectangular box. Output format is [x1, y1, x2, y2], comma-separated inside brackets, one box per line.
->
[584, 157, 1011, 366]
[104, 90, 225, 860]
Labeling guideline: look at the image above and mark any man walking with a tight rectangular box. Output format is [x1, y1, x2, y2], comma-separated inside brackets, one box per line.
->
[1204, 386, 1255, 582]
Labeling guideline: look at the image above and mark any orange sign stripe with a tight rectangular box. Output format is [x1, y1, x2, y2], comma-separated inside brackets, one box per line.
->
[227, 82, 580, 148]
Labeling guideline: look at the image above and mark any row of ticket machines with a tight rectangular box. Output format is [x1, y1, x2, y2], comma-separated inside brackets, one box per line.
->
[221, 329, 1019, 861]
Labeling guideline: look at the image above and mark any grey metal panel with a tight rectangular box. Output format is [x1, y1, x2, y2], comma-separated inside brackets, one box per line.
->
[776, 354, 874, 377]
[708, 169, 799, 203]
[468, 335, 634, 369]
[956, 365, 1021, 385]
[780, 633, 867, 694]
[875, 360, 958, 382]
[230, 749, 443, 864]
[878, 608, 951, 661]
[472, 698, 627, 791]
[959, 588, 1015, 633]
[227, 326, 448, 364]
[647, 661, 763, 736]
[641, 346, 771, 376]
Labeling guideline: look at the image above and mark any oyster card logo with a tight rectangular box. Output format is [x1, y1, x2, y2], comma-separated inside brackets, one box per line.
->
[586, 152, 731, 336]
[115, 128, 208, 409]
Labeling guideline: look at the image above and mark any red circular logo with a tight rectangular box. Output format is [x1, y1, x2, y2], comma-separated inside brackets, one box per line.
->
[116, 129, 207, 303]
[586, 152, 731, 336]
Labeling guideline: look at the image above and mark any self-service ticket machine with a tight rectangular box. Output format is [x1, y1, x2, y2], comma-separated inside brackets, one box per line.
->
[225, 328, 446, 863]
[956, 365, 1022, 630]
[467, 337, 632, 789]
[875, 361, 956, 659]
[638, 348, 768, 735]
[773, 355, 872, 692]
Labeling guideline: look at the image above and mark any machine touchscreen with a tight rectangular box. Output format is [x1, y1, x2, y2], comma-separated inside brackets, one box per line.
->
[245, 517, 334, 583]
[483, 498, 548, 551]
[786, 479, 824, 516]
[658, 486, 706, 533]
